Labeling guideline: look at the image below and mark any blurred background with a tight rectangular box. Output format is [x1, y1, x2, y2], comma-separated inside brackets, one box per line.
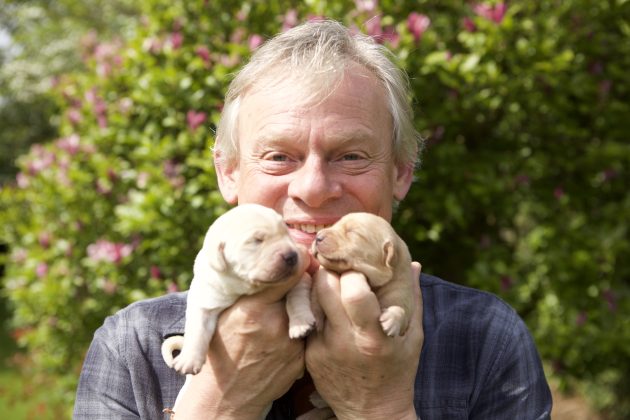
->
[0, 0, 628, 418]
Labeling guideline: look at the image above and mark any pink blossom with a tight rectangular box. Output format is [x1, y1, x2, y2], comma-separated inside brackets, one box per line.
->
[96, 179, 112, 195]
[354, 0, 378, 13]
[603, 289, 617, 312]
[67, 108, 82, 126]
[500, 275, 513, 292]
[473, 2, 507, 24]
[554, 186, 565, 199]
[56, 134, 81, 155]
[118, 97, 133, 114]
[186, 110, 207, 132]
[87, 239, 133, 264]
[365, 15, 383, 38]
[136, 171, 150, 189]
[382, 26, 400, 48]
[169, 32, 183, 50]
[142, 36, 163, 54]
[407, 12, 431, 42]
[195, 45, 212, 66]
[12, 248, 27, 263]
[282, 9, 299, 32]
[248, 34, 264, 51]
[36, 262, 48, 278]
[463, 17, 477, 32]
[85, 88, 108, 128]
[102, 279, 117, 295]
[167, 282, 179, 293]
[27, 145, 56, 175]
[150, 266, 161, 279]
[38, 232, 51, 248]
[16, 173, 29, 188]
[576, 311, 587, 326]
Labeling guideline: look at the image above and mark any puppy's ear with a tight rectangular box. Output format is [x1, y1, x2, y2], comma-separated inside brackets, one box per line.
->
[384, 240, 396, 268]
[208, 241, 228, 272]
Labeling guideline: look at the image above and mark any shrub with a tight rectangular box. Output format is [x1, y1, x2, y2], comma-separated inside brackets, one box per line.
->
[1, 0, 628, 417]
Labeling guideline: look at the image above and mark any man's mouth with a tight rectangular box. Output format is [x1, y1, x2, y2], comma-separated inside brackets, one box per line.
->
[286, 223, 331, 234]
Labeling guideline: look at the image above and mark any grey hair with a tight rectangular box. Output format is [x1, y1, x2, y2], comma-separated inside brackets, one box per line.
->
[214, 19, 422, 169]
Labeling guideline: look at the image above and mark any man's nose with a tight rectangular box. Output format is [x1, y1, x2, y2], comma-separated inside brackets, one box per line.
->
[287, 157, 342, 208]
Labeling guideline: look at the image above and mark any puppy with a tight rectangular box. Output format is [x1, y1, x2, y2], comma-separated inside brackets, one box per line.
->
[162, 203, 315, 376]
[311, 212, 414, 336]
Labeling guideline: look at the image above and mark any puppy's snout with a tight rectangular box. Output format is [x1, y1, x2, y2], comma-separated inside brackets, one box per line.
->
[282, 250, 298, 267]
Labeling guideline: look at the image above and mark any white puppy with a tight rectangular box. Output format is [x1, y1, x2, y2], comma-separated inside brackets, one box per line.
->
[162, 203, 315, 376]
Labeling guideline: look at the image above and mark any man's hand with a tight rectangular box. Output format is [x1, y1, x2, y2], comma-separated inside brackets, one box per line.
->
[305, 262, 423, 420]
[173, 278, 306, 420]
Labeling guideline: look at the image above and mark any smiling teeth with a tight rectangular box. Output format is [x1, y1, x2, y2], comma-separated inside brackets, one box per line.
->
[289, 224, 329, 233]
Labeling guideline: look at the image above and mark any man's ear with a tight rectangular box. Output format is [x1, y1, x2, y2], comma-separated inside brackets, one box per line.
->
[393, 162, 414, 201]
[214, 149, 239, 205]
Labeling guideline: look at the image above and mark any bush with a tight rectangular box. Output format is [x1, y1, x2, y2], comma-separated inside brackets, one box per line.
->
[1, 0, 628, 417]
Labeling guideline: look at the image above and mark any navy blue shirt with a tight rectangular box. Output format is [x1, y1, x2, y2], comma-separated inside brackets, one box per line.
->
[74, 273, 552, 419]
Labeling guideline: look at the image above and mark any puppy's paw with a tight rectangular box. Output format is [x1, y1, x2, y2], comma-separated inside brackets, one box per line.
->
[171, 350, 205, 375]
[289, 314, 316, 339]
[379, 305, 406, 337]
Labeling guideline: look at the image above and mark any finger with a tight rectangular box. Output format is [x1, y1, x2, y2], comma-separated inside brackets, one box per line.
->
[312, 268, 347, 329]
[411, 261, 423, 315]
[339, 271, 382, 332]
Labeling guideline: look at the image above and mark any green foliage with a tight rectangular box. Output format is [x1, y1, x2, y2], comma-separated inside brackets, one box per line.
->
[0, 0, 628, 417]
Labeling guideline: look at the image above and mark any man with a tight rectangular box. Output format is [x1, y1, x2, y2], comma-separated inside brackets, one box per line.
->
[74, 20, 552, 419]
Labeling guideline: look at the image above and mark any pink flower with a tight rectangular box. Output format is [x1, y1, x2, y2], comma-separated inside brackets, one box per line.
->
[36, 262, 48, 278]
[167, 282, 179, 293]
[186, 110, 207, 132]
[463, 17, 477, 32]
[195, 45, 212, 66]
[38, 232, 51, 248]
[382, 26, 400, 48]
[500, 275, 513, 292]
[67, 108, 82, 126]
[354, 0, 378, 13]
[27, 145, 56, 175]
[282, 9, 299, 32]
[473, 2, 507, 24]
[87, 240, 133, 264]
[365, 15, 383, 38]
[56, 134, 81, 155]
[407, 12, 431, 42]
[16, 173, 29, 188]
[554, 187, 565, 199]
[142, 36, 163, 54]
[169, 32, 183, 49]
[603, 289, 617, 312]
[576, 311, 587, 326]
[150, 266, 161, 279]
[248, 34, 264, 51]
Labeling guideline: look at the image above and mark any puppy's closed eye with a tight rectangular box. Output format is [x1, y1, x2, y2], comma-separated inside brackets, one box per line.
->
[248, 232, 267, 245]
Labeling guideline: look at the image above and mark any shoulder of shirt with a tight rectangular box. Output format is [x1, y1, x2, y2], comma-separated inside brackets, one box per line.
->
[419, 272, 521, 324]
[100, 292, 188, 338]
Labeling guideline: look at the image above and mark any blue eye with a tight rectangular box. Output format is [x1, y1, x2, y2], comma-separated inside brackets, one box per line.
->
[270, 154, 288, 161]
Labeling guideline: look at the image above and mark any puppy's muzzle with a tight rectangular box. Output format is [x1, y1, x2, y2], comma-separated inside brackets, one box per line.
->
[282, 250, 298, 267]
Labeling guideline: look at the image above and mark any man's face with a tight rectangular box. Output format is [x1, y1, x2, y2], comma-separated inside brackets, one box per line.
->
[216, 64, 413, 248]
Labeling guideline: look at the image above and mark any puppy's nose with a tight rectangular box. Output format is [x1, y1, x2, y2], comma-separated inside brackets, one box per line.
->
[282, 250, 298, 267]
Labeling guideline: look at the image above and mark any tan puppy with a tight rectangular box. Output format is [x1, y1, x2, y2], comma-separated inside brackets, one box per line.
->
[311, 212, 414, 336]
[162, 203, 315, 376]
